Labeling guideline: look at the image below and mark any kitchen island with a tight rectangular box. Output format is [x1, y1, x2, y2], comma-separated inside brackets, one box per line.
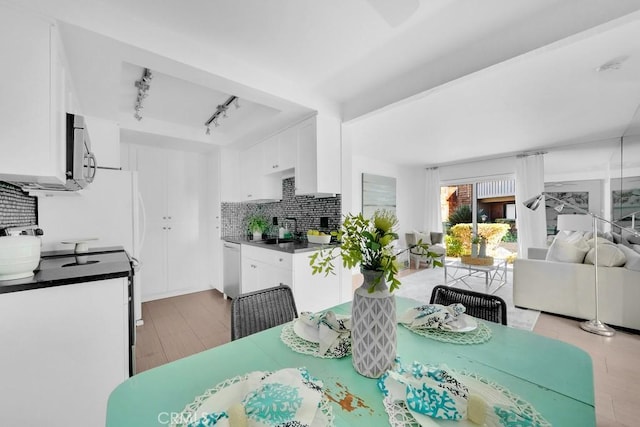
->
[222, 236, 349, 313]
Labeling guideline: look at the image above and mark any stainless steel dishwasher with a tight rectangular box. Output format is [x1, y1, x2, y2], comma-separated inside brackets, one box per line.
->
[223, 242, 241, 299]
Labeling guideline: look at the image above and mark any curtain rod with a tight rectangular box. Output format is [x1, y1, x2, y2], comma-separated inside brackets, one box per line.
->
[425, 150, 546, 169]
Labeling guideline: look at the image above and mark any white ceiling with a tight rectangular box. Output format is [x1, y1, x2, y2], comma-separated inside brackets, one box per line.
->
[9, 0, 640, 165]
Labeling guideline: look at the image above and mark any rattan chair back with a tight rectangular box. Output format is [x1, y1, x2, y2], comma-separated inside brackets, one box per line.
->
[231, 285, 298, 340]
[429, 285, 508, 325]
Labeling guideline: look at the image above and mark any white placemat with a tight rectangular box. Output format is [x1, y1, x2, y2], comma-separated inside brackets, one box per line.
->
[281, 322, 352, 358]
[401, 321, 492, 344]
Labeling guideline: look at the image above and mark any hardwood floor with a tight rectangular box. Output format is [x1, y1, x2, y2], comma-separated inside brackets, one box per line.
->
[135, 290, 231, 373]
[135, 275, 640, 426]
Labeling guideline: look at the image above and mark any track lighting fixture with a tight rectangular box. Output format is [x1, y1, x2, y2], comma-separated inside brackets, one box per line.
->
[133, 68, 153, 121]
[204, 95, 238, 134]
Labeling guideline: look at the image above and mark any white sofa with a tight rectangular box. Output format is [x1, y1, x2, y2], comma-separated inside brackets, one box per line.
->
[513, 247, 640, 331]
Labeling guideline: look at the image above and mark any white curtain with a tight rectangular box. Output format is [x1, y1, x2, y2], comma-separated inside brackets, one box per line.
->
[423, 167, 442, 232]
[515, 153, 547, 258]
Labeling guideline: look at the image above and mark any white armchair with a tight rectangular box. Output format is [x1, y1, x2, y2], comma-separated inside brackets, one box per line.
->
[405, 231, 446, 269]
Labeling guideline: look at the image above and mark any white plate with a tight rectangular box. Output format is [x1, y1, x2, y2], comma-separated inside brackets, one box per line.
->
[293, 315, 351, 343]
[440, 314, 477, 333]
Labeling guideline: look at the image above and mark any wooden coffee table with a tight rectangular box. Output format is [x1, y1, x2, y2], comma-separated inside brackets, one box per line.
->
[443, 257, 508, 294]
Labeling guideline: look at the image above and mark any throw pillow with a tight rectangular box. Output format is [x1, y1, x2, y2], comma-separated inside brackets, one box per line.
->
[622, 229, 640, 245]
[617, 244, 640, 271]
[546, 237, 590, 263]
[430, 232, 444, 245]
[554, 230, 587, 245]
[414, 231, 431, 245]
[587, 236, 616, 248]
[584, 244, 626, 267]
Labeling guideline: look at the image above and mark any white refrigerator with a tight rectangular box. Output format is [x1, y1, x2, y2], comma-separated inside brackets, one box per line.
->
[37, 169, 145, 325]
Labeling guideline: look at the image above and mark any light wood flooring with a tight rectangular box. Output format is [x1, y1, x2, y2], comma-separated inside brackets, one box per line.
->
[136, 268, 640, 426]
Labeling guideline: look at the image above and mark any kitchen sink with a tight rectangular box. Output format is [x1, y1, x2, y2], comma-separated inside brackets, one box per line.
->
[261, 238, 296, 244]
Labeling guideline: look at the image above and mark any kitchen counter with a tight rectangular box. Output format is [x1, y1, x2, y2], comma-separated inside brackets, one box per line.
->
[222, 236, 339, 254]
[0, 246, 132, 294]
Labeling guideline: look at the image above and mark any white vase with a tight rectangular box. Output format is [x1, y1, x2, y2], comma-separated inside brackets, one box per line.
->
[471, 244, 478, 257]
[351, 269, 397, 378]
[479, 241, 487, 258]
[252, 231, 262, 241]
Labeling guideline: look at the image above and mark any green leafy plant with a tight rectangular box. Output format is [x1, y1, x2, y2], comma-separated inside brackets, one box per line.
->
[447, 205, 488, 226]
[309, 210, 442, 293]
[445, 234, 464, 257]
[246, 214, 269, 234]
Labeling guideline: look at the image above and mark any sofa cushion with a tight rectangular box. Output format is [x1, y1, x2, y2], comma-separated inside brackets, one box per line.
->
[546, 237, 590, 263]
[584, 244, 626, 267]
[617, 243, 640, 271]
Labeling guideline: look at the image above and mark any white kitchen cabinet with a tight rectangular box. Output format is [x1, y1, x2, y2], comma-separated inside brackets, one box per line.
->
[292, 252, 343, 313]
[132, 144, 207, 300]
[239, 245, 344, 312]
[0, 278, 129, 427]
[240, 144, 282, 202]
[0, 4, 68, 185]
[241, 245, 292, 293]
[295, 115, 342, 196]
[262, 127, 296, 175]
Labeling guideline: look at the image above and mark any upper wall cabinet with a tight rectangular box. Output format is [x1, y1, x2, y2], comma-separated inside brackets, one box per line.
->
[240, 143, 282, 202]
[262, 127, 296, 175]
[219, 114, 341, 202]
[295, 115, 341, 196]
[0, 5, 68, 185]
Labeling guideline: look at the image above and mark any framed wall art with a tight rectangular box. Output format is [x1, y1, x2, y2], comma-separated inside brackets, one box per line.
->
[362, 173, 396, 218]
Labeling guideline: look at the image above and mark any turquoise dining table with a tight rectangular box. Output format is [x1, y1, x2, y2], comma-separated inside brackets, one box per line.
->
[107, 297, 595, 426]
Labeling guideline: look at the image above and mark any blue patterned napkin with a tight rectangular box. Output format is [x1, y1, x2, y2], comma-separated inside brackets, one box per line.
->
[397, 303, 466, 330]
[298, 311, 351, 357]
[378, 359, 542, 426]
[186, 367, 324, 427]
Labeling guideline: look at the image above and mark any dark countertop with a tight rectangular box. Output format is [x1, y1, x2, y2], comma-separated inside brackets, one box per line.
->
[222, 236, 339, 254]
[0, 246, 132, 294]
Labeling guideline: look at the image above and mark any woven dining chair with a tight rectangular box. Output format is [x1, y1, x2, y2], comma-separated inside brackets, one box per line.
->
[231, 285, 298, 340]
[429, 285, 508, 325]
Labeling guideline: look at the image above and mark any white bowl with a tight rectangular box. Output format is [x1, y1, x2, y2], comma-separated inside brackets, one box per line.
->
[307, 234, 331, 244]
[0, 236, 41, 280]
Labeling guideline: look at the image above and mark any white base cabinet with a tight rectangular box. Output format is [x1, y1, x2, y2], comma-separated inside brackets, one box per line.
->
[0, 279, 129, 427]
[241, 245, 293, 294]
[292, 252, 343, 313]
[239, 245, 344, 312]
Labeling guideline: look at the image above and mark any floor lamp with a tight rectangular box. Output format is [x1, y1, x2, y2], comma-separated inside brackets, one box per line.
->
[523, 193, 640, 337]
